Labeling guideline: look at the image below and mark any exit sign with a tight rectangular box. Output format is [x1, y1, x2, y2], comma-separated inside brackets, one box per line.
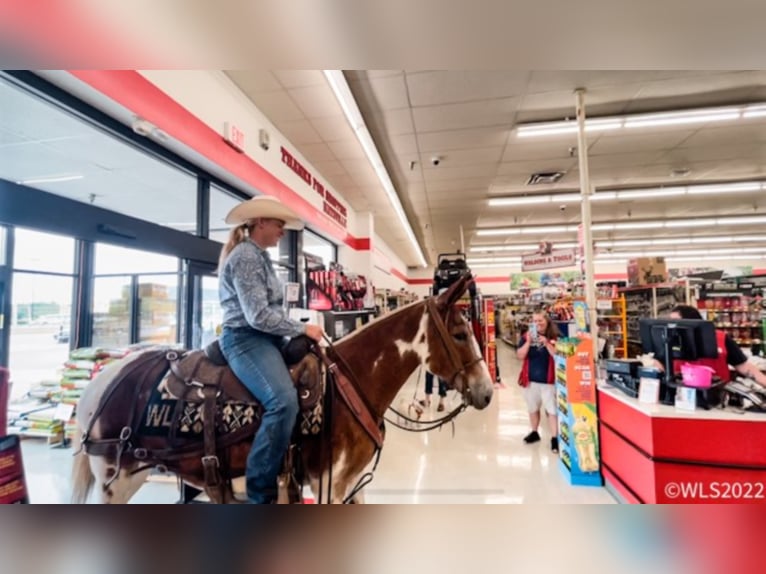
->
[223, 122, 245, 152]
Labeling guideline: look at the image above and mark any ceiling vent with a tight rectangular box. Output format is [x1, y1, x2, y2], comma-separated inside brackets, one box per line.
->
[527, 171, 565, 185]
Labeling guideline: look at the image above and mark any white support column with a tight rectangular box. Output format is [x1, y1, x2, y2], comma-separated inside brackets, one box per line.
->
[575, 89, 599, 358]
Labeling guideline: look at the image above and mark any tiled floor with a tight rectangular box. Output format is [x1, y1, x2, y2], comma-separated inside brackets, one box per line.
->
[18, 343, 616, 504]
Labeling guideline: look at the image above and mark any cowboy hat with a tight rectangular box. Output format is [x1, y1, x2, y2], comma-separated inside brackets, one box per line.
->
[224, 195, 304, 230]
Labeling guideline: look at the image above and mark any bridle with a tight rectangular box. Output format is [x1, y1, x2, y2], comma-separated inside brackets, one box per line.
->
[425, 298, 484, 400]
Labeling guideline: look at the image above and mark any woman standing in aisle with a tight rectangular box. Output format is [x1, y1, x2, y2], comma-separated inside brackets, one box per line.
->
[218, 195, 324, 504]
[517, 312, 560, 452]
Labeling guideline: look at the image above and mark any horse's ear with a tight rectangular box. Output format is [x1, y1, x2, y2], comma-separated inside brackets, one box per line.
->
[435, 273, 472, 308]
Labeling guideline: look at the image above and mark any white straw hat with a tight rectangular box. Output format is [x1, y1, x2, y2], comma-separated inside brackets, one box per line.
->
[224, 195, 304, 230]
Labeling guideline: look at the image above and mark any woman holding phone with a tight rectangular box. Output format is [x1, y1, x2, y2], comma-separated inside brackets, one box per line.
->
[516, 312, 560, 452]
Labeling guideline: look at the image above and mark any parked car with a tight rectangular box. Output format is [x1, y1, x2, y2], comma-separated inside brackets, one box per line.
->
[53, 326, 70, 344]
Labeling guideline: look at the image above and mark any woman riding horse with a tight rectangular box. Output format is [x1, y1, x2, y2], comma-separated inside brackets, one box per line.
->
[217, 195, 324, 504]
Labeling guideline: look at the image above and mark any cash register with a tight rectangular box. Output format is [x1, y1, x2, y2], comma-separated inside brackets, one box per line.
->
[606, 318, 724, 408]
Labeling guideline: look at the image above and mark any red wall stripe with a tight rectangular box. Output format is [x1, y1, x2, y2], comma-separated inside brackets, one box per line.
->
[67, 70, 370, 250]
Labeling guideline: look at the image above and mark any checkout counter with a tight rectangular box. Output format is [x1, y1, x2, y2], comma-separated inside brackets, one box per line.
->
[599, 318, 766, 503]
[598, 385, 766, 504]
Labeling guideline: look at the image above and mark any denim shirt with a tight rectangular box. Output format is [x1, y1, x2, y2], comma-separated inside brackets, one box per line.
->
[219, 239, 305, 338]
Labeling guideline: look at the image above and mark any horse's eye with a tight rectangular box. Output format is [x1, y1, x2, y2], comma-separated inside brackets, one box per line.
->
[453, 333, 468, 342]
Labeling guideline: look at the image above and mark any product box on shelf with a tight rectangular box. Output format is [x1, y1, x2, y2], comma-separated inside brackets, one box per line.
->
[0, 435, 29, 503]
[627, 257, 668, 286]
[554, 335, 602, 487]
[483, 299, 498, 383]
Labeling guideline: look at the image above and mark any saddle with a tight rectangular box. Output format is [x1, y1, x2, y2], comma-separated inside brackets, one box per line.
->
[165, 335, 324, 434]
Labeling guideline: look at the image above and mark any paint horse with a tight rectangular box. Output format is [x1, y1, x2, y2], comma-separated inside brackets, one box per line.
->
[70, 275, 493, 504]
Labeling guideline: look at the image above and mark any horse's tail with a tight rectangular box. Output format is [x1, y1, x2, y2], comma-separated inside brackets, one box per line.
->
[70, 429, 94, 504]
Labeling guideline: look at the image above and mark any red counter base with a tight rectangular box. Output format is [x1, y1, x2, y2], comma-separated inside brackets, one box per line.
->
[598, 388, 766, 504]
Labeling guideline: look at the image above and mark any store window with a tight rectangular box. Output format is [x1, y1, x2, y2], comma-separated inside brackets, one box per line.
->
[303, 230, 337, 267]
[92, 276, 131, 348]
[199, 275, 222, 348]
[0, 226, 6, 266]
[95, 243, 178, 274]
[0, 77, 198, 234]
[8, 228, 75, 399]
[209, 185, 241, 243]
[92, 243, 181, 347]
[137, 274, 179, 345]
[13, 228, 75, 274]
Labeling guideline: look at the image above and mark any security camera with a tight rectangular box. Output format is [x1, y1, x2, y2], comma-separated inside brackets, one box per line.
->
[431, 156, 441, 166]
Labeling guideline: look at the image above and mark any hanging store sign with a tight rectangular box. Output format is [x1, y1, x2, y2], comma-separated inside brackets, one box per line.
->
[280, 146, 348, 228]
[522, 248, 577, 272]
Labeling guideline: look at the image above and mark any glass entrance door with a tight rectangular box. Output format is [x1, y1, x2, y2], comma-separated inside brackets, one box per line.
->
[186, 262, 221, 350]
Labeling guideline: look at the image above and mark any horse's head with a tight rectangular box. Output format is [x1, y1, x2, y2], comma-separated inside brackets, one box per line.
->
[425, 274, 494, 410]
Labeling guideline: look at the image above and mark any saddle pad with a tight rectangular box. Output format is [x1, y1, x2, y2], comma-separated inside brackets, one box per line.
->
[138, 374, 262, 440]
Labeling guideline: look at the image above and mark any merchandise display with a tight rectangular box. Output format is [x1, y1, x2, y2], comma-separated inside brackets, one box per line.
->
[554, 335, 602, 486]
[7, 345, 150, 446]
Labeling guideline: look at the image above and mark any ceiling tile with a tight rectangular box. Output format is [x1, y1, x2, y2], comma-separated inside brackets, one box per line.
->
[350, 75, 410, 111]
[417, 127, 510, 153]
[310, 117, 356, 142]
[298, 142, 336, 163]
[426, 178, 494, 193]
[420, 146, 504, 168]
[311, 160, 348, 177]
[369, 108, 415, 136]
[676, 123, 766, 148]
[406, 71, 528, 107]
[627, 71, 762, 107]
[278, 120, 323, 145]
[412, 98, 519, 133]
[225, 70, 282, 93]
[589, 130, 696, 155]
[326, 139, 367, 160]
[246, 91, 305, 122]
[422, 164, 497, 182]
[273, 70, 327, 88]
[497, 158, 578, 176]
[502, 140, 578, 162]
[388, 134, 419, 155]
[288, 85, 344, 119]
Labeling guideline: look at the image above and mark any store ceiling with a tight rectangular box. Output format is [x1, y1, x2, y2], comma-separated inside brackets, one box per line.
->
[227, 70, 766, 268]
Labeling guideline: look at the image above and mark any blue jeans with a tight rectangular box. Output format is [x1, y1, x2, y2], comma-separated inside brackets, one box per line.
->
[219, 327, 299, 504]
[425, 371, 447, 397]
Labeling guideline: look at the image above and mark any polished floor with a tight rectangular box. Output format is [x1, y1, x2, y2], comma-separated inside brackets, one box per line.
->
[18, 343, 616, 504]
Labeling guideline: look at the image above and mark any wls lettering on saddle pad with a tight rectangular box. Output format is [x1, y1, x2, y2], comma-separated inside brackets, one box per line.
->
[139, 377, 261, 439]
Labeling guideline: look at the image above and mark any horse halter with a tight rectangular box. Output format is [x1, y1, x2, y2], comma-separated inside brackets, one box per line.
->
[425, 298, 484, 397]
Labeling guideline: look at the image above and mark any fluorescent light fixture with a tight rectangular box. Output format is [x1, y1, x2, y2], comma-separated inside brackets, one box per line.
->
[590, 192, 617, 201]
[470, 241, 579, 252]
[488, 181, 766, 208]
[469, 262, 523, 269]
[470, 244, 539, 252]
[467, 256, 522, 264]
[515, 102, 766, 138]
[324, 70, 428, 268]
[624, 110, 740, 129]
[519, 225, 575, 234]
[476, 228, 523, 237]
[19, 174, 84, 185]
[516, 117, 622, 138]
[595, 247, 766, 259]
[617, 187, 685, 200]
[665, 218, 717, 228]
[480, 214, 766, 236]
